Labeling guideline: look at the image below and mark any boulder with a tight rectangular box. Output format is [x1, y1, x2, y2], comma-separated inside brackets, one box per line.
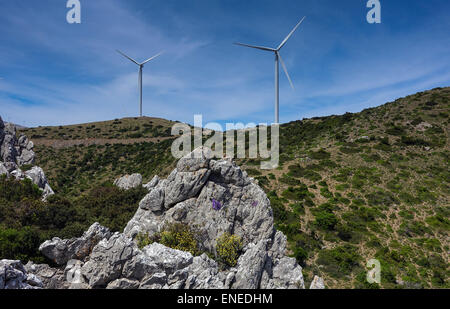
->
[177, 146, 212, 172]
[23, 166, 54, 200]
[114, 173, 143, 190]
[309, 275, 325, 289]
[232, 240, 268, 289]
[164, 168, 211, 208]
[81, 233, 139, 288]
[39, 222, 112, 265]
[24, 262, 69, 289]
[141, 243, 193, 273]
[143, 175, 160, 190]
[0, 260, 43, 289]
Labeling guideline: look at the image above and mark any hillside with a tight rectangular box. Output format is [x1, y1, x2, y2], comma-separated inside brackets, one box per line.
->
[10, 86, 450, 289]
[19, 117, 179, 198]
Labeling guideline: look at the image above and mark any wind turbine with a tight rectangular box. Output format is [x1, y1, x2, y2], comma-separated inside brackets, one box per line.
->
[235, 17, 306, 124]
[116, 50, 162, 117]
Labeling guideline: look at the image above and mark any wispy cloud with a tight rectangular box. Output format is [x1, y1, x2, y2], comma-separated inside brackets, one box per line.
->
[0, 0, 449, 127]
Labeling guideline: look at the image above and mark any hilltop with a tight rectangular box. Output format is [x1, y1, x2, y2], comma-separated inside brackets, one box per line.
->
[5, 86, 450, 289]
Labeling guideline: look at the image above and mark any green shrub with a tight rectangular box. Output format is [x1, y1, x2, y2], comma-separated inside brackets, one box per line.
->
[314, 211, 338, 230]
[216, 233, 243, 268]
[317, 245, 362, 278]
[148, 223, 200, 256]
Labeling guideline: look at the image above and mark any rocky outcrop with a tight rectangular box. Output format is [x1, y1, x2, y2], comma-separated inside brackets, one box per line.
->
[0, 117, 35, 169]
[24, 262, 69, 289]
[114, 173, 143, 190]
[0, 260, 43, 289]
[3, 147, 312, 290]
[25, 167, 55, 200]
[0, 115, 54, 200]
[39, 223, 112, 265]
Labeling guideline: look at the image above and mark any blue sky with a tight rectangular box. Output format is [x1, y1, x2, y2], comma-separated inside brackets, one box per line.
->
[0, 0, 449, 128]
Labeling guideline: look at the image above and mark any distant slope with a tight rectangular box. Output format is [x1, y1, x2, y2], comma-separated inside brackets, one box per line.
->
[19, 117, 180, 198]
[237, 86, 449, 288]
[19, 87, 450, 289]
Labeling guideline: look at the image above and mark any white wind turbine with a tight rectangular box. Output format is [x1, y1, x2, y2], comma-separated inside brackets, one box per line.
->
[235, 17, 306, 124]
[117, 50, 163, 117]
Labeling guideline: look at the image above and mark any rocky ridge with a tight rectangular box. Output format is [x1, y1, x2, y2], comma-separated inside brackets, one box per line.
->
[1, 147, 324, 289]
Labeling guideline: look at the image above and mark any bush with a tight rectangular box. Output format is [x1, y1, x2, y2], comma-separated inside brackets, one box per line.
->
[147, 223, 200, 256]
[216, 233, 243, 268]
[293, 246, 308, 266]
[314, 211, 338, 230]
[317, 245, 362, 278]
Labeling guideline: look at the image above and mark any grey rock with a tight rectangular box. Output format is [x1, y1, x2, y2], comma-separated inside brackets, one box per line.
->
[309, 275, 325, 289]
[209, 159, 251, 186]
[184, 254, 224, 289]
[1, 134, 17, 163]
[142, 243, 193, 273]
[114, 173, 143, 190]
[0, 260, 41, 289]
[39, 222, 112, 265]
[11, 168, 25, 180]
[64, 260, 85, 287]
[176, 146, 212, 172]
[24, 166, 54, 200]
[143, 175, 160, 190]
[24, 262, 69, 289]
[107, 278, 140, 289]
[139, 272, 167, 289]
[25, 166, 48, 188]
[233, 240, 268, 289]
[17, 148, 35, 166]
[0, 162, 8, 177]
[266, 257, 305, 289]
[3, 162, 17, 173]
[139, 182, 165, 212]
[164, 168, 211, 208]
[27, 146, 310, 290]
[122, 251, 159, 281]
[81, 233, 139, 288]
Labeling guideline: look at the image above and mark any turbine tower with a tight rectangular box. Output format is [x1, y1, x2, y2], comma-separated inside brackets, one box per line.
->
[235, 17, 306, 124]
[117, 50, 162, 117]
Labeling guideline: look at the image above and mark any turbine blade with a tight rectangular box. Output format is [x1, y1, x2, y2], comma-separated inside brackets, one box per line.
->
[116, 50, 139, 65]
[234, 42, 275, 52]
[277, 16, 306, 50]
[141, 51, 163, 65]
[278, 53, 294, 90]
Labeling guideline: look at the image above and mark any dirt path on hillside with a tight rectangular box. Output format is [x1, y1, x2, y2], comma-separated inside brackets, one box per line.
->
[33, 137, 175, 149]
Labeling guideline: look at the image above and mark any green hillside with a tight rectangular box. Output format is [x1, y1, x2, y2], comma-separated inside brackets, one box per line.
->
[9, 86, 450, 288]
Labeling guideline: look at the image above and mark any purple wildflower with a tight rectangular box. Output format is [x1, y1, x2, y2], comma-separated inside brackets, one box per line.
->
[252, 201, 259, 207]
[212, 199, 222, 211]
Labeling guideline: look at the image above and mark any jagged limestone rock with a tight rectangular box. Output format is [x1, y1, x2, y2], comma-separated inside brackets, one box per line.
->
[143, 175, 160, 191]
[114, 173, 143, 190]
[39, 223, 112, 265]
[309, 275, 325, 289]
[0, 118, 35, 167]
[24, 261, 69, 289]
[81, 233, 139, 288]
[232, 240, 268, 289]
[18, 147, 311, 289]
[0, 260, 43, 289]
